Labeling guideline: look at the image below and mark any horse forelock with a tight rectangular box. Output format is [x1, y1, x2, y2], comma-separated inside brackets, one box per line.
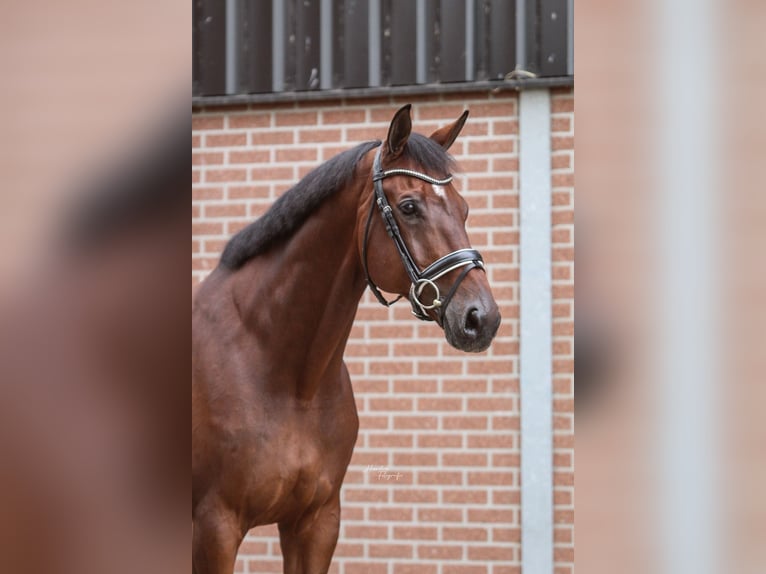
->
[399, 132, 457, 178]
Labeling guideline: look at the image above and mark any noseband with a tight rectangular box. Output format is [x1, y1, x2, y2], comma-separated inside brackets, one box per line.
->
[362, 147, 485, 323]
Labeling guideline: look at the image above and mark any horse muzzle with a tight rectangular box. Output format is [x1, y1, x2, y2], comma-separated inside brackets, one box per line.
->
[443, 295, 501, 353]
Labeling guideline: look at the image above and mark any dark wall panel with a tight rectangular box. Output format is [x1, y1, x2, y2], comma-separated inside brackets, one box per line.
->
[475, 0, 516, 80]
[239, 0, 273, 94]
[473, 0, 490, 81]
[522, 0, 539, 73]
[424, 0, 440, 83]
[331, 0, 345, 88]
[487, 0, 515, 79]
[538, 0, 568, 77]
[283, 0, 298, 90]
[382, 0, 417, 86]
[284, 0, 321, 90]
[334, 0, 369, 88]
[193, 0, 226, 96]
[440, 0, 468, 82]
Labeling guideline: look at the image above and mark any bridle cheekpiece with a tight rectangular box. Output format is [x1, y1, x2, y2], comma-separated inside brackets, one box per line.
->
[362, 147, 485, 323]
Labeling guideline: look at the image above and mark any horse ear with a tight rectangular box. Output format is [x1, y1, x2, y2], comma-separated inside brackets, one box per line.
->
[429, 110, 469, 150]
[386, 104, 412, 158]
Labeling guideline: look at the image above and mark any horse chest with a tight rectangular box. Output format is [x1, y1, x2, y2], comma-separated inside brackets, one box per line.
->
[289, 445, 332, 499]
[241, 378, 359, 524]
[253, 412, 353, 520]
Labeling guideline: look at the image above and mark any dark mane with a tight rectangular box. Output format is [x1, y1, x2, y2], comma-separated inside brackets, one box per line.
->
[220, 132, 456, 270]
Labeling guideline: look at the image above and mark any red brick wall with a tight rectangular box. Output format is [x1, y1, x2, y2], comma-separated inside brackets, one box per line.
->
[192, 88, 574, 574]
[550, 89, 575, 574]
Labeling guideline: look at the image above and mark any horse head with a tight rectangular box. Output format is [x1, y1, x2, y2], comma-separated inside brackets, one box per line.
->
[359, 104, 501, 353]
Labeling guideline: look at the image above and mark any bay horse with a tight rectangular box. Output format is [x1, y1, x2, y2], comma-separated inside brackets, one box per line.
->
[192, 105, 501, 574]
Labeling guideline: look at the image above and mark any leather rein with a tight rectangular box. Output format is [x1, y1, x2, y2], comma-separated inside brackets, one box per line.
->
[362, 147, 485, 323]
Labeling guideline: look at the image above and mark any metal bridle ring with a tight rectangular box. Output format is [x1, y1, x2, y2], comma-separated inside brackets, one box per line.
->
[411, 278, 442, 311]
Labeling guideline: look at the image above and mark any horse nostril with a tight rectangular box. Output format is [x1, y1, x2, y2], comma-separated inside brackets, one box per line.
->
[464, 307, 481, 334]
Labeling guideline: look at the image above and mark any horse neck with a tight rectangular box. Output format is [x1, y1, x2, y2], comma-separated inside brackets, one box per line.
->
[230, 178, 369, 399]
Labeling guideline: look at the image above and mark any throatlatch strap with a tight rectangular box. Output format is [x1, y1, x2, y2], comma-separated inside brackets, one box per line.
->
[362, 192, 401, 307]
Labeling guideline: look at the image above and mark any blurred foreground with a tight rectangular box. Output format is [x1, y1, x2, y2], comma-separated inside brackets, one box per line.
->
[0, 1, 189, 573]
[577, 1, 766, 573]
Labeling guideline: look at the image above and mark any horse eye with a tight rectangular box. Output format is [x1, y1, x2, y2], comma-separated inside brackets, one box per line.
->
[398, 200, 418, 216]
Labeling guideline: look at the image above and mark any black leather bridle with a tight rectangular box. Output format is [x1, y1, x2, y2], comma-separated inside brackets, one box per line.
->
[362, 147, 485, 323]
